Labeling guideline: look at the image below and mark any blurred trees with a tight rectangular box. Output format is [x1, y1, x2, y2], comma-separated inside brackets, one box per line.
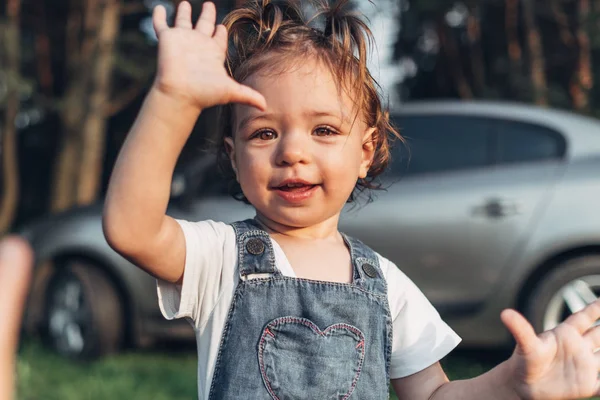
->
[396, 0, 600, 113]
[0, 0, 238, 232]
[0, 0, 159, 232]
[51, 0, 123, 211]
[2, 0, 600, 232]
[0, 0, 22, 232]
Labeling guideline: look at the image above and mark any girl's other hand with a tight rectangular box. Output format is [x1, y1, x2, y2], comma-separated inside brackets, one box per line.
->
[152, 1, 266, 111]
[501, 301, 600, 399]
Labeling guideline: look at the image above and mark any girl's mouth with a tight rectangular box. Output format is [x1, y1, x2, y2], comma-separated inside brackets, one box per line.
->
[277, 182, 316, 191]
[273, 182, 319, 203]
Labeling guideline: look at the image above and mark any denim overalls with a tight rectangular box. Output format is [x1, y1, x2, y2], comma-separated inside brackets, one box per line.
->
[208, 219, 393, 399]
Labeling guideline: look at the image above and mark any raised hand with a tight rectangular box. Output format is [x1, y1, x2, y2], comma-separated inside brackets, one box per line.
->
[152, 1, 266, 111]
[501, 301, 600, 399]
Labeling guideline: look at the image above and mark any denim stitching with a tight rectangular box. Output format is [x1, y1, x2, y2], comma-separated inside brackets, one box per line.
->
[257, 317, 366, 400]
[232, 222, 248, 277]
[345, 336, 366, 400]
[384, 295, 393, 384]
[258, 330, 280, 400]
[207, 280, 246, 399]
[244, 276, 389, 300]
[233, 220, 278, 277]
[342, 233, 386, 296]
[240, 232, 277, 276]
[222, 221, 391, 399]
[267, 316, 364, 338]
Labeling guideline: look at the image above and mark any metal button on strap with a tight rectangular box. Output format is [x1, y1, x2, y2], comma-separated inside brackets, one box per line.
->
[246, 238, 265, 255]
[362, 263, 378, 278]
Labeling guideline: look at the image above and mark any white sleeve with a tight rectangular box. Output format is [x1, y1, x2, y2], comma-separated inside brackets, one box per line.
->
[381, 257, 462, 379]
[156, 219, 236, 328]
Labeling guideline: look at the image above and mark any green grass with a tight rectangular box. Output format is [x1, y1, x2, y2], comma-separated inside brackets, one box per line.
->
[16, 341, 498, 400]
[16, 341, 198, 400]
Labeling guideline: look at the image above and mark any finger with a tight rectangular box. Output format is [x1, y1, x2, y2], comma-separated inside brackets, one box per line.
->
[213, 24, 228, 53]
[228, 81, 267, 111]
[564, 299, 600, 334]
[584, 324, 600, 350]
[195, 1, 217, 36]
[175, 1, 194, 29]
[0, 236, 33, 400]
[501, 309, 540, 355]
[152, 5, 169, 36]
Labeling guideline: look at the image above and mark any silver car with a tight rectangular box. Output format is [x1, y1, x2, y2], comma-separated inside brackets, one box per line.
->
[20, 100, 600, 358]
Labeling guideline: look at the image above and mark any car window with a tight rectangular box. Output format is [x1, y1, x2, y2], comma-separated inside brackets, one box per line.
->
[388, 115, 494, 177]
[493, 121, 566, 164]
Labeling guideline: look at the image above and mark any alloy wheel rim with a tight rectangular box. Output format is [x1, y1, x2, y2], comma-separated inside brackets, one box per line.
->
[543, 275, 600, 331]
[47, 274, 88, 355]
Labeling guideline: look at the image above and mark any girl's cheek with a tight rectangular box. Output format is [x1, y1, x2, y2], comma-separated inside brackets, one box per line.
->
[240, 159, 269, 184]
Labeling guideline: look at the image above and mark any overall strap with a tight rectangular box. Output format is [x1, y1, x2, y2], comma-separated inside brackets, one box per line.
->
[342, 234, 387, 296]
[231, 219, 280, 278]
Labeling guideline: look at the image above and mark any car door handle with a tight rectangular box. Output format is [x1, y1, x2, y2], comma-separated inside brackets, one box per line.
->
[472, 198, 520, 219]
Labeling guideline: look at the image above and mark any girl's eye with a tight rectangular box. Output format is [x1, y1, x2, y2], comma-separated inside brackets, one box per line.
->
[314, 126, 337, 137]
[254, 130, 277, 140]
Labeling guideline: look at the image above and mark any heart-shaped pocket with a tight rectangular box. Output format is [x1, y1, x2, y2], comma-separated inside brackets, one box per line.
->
[258, 316, 365, 400]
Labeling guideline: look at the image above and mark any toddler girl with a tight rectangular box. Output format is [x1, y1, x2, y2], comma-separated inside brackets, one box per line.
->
[103, 1, 600, 399]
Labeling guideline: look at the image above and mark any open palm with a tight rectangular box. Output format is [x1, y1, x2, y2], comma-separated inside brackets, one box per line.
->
[502, 301, 600, 399]
[152, 1, 265, 111]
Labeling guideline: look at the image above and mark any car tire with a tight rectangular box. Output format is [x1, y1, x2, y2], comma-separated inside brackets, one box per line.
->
[42, 260, 123, 359]
[525, 254, 600, 333]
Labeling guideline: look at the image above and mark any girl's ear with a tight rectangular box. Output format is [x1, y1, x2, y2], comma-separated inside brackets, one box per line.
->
[224, 137, 239, 182]
[359, 127, 377, 179]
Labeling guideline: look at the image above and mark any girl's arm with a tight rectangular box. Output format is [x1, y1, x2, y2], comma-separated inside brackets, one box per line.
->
[102, 2, 265, 283]
[391, 362, 518, 400]
[392, 305, 600, 400]
[102, 89, 198, 283]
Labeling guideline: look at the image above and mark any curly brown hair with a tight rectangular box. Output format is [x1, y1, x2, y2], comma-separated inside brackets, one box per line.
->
[216, 0, 403, 203]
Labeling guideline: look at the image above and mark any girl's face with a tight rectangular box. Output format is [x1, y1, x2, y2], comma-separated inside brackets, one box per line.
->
[226, 57, 375, 230]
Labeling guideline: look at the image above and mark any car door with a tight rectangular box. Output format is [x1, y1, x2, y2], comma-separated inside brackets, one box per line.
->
[340, 114, 566, 315]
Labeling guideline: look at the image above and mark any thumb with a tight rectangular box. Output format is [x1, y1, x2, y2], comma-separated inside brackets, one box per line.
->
[227, 81, 267, 111]
[501, 309, 539, 355]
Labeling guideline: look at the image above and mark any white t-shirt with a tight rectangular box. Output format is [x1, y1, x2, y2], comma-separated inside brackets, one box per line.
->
[157, 220, 461, 400]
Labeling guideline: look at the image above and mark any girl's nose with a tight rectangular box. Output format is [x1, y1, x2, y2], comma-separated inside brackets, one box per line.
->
[275, 132, 310, 166]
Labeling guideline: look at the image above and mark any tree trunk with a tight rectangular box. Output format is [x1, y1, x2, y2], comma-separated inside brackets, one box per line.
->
[51, 0, 141, 211]
[76, 0, 120, 205]
[51, 86, 85, 212]
[51, 0, 99, 211]
[439, 22, 473, 99]
[571, 0, 592, 112]
[33, 0, 54, 96]
[506, 0, 522, 65]
[467, 9, 486, 96]
[522, 0, 548, 105]
[550, 0, 575, 47]
[0, 0, 22, 233]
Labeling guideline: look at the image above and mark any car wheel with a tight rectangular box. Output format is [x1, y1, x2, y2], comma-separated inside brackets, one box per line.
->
[43, 260, 123, 359]
[525, 255, 600, 333]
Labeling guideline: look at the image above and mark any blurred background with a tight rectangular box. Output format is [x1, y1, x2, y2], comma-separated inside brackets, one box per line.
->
[2, 0, 600, 399]
[3, 0, 600, 232]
